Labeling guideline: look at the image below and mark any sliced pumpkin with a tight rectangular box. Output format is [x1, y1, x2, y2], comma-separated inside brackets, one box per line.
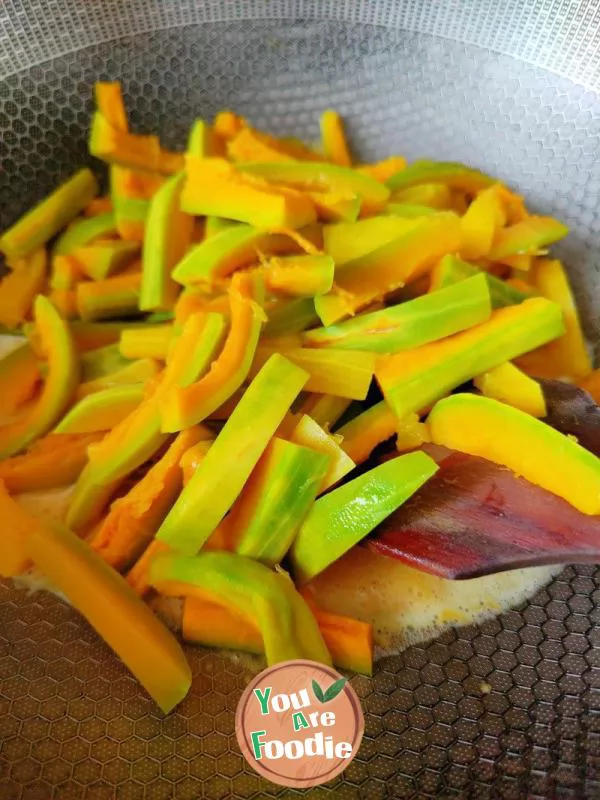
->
[0, 169, 98, 260]
[429, 393, 600, 516]
[0, 481, 41, 576]
[76, 271, 142, 321]
[26, 516, 191, 713]
[56, 384, 145, 434]
[67, 311, 225, 532]
[0, 248, 47, 329]
[89, 427, 207, 571]
[0, 296, 78, 459]
[474, 362, 547, 417]
[156, 354, 308, 555]
[289, 414, 355, 492]
[150, 551, 331, 666]
[337, 400, 397, 464]
[516, 259, 592, 380]
[0, 344, 41, 420]
[320, 110, 352, 167]
[181, 157, 316, 229]
[183, 595, 373, 674]
[160, 273, 265, 432]
[227, 437, 329, 565]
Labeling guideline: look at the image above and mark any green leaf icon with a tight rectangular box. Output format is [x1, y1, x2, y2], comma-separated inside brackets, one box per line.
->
[312, 676, 347, 703]
[323, 677, 347, 702]
[312, 679, 325, 703]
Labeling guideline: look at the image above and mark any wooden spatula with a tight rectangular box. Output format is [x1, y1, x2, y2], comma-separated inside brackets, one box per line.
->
[367, 446, 600, 579]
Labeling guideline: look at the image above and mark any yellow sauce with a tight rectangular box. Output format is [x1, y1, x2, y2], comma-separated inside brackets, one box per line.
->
[310, 547, 560, 656]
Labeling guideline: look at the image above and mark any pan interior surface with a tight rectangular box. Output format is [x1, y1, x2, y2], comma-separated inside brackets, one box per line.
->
[1, 3, 599, 798]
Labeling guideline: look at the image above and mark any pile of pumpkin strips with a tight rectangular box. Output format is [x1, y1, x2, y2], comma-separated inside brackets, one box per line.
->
[0, 82, 598, 714]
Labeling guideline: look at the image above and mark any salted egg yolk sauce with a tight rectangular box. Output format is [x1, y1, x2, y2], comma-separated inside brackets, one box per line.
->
[310, 546, 560, 655]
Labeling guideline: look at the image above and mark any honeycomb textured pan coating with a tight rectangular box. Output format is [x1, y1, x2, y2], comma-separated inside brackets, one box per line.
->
[1, 4, 600, 798]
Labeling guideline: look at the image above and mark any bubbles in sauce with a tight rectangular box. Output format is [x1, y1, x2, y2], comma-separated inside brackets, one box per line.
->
[310, 546, 560, 657]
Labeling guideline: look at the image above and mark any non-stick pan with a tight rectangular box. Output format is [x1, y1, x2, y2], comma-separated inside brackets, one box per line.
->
[1, 2, 599, 797]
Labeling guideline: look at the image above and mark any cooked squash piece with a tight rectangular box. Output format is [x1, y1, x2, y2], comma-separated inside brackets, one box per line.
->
[227, 126, 319, 163]
[183, 595, 373, 674]
[0, 432, 102, 492]
[384, 202, 437, 219]
[140, 172, 193, 311]
[76, 272, 142, 321]
[357, 156, 406, 184]
[160, 274, 264, 431]
[0, 296, 78, 459]
[73, 240, 140, 281]
[304, 274, 492, 352]
[179, 440, 214, 487]
[227, 437, 329, 565]
[391, 182, 453, 209]
[323, 215, 419, 265]
[127, 541, 170, 598]
[429, 254, 531, 309]
[75, 359, 159, 399]
[28, 318, 136, 356]
[85, 197, 113, 217]
[110, 166, 164, 242]
[56, 385, 145, 434]
[296, 393, 351, 429]
[150, 551, 331, 666]
[396, 413, 430, 452]
[263, 297, 320, 337]
[119, 326, 174, 361]
[239, 161, 389, 216]
[89, 427, 207, 570]
[67, 312, 225, 531]
[204, 216, 238, 238]
[79, 345, 131, 383]
[0, 248, 47, 329]
[0, 344, 40, 420]
[260, 254, 334, 297]
[172, 220, 322, 286]
[0, 169, 98, 260]
[306, 191, 360, 223]
[186, 118, 216, 158]
[429, 393, 600, 515]
[251, 346, 376, 400]
[26, 517, 191, 713]
[489, 217, 568, 260]
[54, 212, 118, 256]
[386, 160, 494, 193]
[315, 213, 462, 324]
[289, 414, 355, 492]
[213, 111, 247, 141]
[48, 289, 78, 320]
[291, 451, 438, 583]
[474, 362, 547, 417]
[320, 110, 352, 167]
[460, 184, 506, 260]
[337, 400, 397, 464]
[156, 354, 308, 555]
[0, 481, 44, 576]
[181, 157, 316, 229]
[515, 259, 592, 380]
[377, 298, 564, 421]
[95, 81, 128, 131]
[89, 112, 161, 172]
[50, 254, 83, 290]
